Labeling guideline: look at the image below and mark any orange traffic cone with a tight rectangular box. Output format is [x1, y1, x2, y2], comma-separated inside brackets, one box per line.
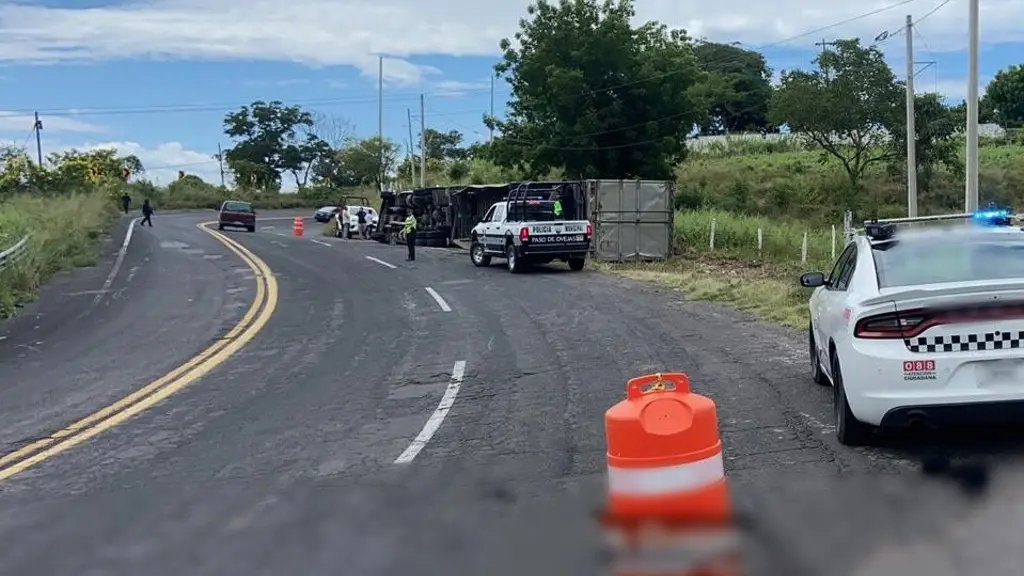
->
[292, 217, 304, 237]
[601, 372, 737, 575]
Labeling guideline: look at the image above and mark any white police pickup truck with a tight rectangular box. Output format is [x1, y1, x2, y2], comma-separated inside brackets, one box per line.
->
[469, 196, 592, 273]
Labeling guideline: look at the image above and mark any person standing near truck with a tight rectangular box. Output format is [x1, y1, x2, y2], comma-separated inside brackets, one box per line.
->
[121, 192, 131, 214]
[356, 207, 368, 239]
[403, 211, 418, 261]
[337, 205, 349, 238]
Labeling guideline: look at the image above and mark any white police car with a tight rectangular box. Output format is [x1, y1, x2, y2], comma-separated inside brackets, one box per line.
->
[801, 209, 1024, 445]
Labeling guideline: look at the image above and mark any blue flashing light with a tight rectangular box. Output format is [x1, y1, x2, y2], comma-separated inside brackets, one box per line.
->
[971, 209, 1012, 226]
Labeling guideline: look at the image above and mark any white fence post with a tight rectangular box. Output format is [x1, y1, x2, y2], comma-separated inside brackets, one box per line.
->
[801, 231, 808, 263]
[756, 228, 763, 254]
[709, 219, 716, 251]
[831, 225, 836, 260]
[0, 235, 29, 273]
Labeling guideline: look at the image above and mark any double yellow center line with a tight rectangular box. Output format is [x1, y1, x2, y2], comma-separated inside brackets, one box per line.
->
[0, 223, 278, 482]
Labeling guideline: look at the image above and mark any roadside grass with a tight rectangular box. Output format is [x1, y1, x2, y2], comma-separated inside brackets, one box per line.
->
[0, 192, 117, 317]
[596, 257, 813, 329]
[596, 209, 829, 330]
[322, 218, 339, 237]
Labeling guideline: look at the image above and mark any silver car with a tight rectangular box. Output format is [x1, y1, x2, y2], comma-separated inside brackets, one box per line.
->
[314, 206, 338, 223]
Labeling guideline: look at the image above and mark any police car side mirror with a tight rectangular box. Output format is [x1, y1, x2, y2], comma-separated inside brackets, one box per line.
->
[800, 271, 827, 288]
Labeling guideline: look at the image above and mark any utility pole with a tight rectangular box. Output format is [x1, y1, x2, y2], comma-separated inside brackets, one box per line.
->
[905, 15, 918, 217]
[407, 107, 416, 186]
[33, 112, 43, 166]
[489, 76, 495, 143]
[377, 55, 384, 192]
[217, 143, 226, 188]
[419, 94, 426, 188]
[965, 0, 980, 213]
[814, 38, 837, 57]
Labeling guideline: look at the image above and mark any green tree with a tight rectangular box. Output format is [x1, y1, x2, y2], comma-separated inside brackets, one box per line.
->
[490, 0, 704, 179]
[422, 128, 468, 161]
[769, 38, 903, 188]
[982, 65, 1024, 128]
[691, 40, 773, 135]
[336, 136, 400, 190]
[222, 100, 325, 190]
[890, 93, 964, 192]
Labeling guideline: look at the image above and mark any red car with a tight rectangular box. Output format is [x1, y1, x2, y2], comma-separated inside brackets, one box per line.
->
[218, 200, 256, 232]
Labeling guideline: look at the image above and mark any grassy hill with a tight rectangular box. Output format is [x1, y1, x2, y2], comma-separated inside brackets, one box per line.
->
[611, 135, 1024, 329]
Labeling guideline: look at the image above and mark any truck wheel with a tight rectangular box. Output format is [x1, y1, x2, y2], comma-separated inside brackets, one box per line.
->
[568, 258, 585, 271]
[471, 240, 491, 267]
[506, 244, 524, 273]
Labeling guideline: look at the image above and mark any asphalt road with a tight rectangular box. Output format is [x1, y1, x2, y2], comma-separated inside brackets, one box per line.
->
[2, 210, 1024, 575]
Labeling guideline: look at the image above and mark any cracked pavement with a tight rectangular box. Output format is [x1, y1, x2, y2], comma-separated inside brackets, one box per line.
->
[1, 210, 1024, 575]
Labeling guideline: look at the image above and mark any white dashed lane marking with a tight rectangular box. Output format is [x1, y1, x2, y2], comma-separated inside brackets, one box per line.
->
[394, 360, 466, 464]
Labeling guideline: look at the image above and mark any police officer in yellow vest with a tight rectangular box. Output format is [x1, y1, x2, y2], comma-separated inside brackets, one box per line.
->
[552, 192, 564, 217]
[403, 210, 418, 261]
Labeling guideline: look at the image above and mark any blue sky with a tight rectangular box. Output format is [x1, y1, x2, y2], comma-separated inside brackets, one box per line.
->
[0, 0, 1021, 186]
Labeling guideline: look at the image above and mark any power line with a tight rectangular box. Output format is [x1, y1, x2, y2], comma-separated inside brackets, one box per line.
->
[12, 1, 920, 122]
[6, 87, 503, 119]
[917, 0, 953, 24]
[3, 0, 928, 160]
[557, 0, 922, 102]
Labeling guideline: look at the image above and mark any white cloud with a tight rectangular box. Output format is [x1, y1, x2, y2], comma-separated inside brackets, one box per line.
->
[0, 111, 105, 133]
[73, 140, 221, 186]
[244, 78, 310, 87]
[432, 79, 492, 97]
[0, 0, 1019, 84]
[926, 77, 992, 103]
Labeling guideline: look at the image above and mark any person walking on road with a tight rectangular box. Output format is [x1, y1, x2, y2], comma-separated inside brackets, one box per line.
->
[403, 210, 418, 261]
[121, 192, 131, 214]
[140, 199, 154, 227]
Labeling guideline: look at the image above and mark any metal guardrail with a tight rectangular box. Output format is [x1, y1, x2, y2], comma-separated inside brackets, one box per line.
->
[0, 235, 28, 272]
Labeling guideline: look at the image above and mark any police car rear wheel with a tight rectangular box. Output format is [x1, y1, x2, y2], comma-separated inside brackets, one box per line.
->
[506, 244, 523, 273]
[831, 354, 874, 446]
[471, 241, 491, 267]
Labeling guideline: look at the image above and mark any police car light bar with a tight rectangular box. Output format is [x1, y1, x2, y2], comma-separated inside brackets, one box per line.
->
[862, 213, 973, 226]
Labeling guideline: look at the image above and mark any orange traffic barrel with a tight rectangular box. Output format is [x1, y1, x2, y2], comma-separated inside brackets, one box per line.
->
[604, 520, 740, 576]
[602, 372, 730, 528]
[292, 217, 304, 237]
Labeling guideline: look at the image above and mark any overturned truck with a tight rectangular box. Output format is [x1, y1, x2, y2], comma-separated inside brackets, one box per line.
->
[375, 179, 675, 262]
[373, 187, 451, 247]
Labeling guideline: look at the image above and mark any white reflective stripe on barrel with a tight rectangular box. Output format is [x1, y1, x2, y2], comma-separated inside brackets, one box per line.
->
[607, 451, 725, 496]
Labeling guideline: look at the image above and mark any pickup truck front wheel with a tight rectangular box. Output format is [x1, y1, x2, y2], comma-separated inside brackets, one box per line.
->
[506, 244, 524, 273]
[471, 240, 491, 267]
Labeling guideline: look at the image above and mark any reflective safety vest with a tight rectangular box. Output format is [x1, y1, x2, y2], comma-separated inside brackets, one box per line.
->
[402, 214, 417, 234]
[553, 199, 563, 217]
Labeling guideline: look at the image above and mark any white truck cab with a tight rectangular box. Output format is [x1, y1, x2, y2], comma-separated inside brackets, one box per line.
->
[469, 195, 592, 273]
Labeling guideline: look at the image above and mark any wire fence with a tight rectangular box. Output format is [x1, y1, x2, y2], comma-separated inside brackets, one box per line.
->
[0, 235, 28, 273]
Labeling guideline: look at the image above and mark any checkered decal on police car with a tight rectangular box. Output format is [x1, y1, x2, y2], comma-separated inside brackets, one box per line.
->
[905, 331, 1024, 353]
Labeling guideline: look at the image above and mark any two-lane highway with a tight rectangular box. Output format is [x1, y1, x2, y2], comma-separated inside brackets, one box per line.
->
[0, 210, 1021, 575]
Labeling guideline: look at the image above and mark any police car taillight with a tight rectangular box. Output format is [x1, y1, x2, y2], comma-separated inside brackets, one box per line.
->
[585, 223, 592, 239]
[854, 311, 927, 339]
[519, 227, 529, 243]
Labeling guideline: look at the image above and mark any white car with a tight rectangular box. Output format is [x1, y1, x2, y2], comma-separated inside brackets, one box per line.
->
[340, 206, 379, 239]
[802, 213, 1024, 445]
